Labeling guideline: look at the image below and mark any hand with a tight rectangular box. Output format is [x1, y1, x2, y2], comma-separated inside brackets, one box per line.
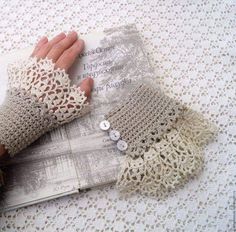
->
[31, 31, 94, 102]
[0, 32, 94, 158]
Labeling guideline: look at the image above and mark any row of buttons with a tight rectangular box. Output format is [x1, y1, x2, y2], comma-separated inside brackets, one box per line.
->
[99, 120, 128, 151]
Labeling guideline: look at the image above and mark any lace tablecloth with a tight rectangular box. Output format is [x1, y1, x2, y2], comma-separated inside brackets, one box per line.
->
[0, 0, 235, 231]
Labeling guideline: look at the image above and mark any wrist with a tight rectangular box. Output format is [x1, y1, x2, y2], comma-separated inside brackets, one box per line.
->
[0, 89, 55, 157]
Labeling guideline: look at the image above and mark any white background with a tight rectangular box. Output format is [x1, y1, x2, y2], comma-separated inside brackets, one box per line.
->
[0, 0, 235, 231]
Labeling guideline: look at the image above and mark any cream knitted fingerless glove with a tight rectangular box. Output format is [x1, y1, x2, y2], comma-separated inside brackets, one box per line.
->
[101, 83, 217, 198]
[0, 57, 90, 157]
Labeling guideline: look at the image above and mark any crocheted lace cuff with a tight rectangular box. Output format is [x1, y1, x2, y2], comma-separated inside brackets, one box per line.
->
[0, 57, 90, 157]
[101, 83, 217, 198]
[104, 83, 184, 157]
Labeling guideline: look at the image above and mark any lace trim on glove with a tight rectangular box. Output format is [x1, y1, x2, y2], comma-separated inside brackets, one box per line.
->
[7, 57, 89, 125]
[0, 57, 90, 157]
[116, 108, 218, 198]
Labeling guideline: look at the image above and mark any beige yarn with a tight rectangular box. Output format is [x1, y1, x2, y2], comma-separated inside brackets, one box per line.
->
[104, 83, 217, 198]
[0, 57, 89, 157]
[105, 84, 184, 158]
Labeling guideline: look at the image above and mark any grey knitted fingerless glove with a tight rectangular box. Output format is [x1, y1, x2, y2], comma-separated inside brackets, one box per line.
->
[0, 57, 90, 157]
[100, 83, 218, 198]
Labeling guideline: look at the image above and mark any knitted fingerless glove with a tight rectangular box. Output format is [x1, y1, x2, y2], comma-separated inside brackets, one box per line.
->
[101, 83, 217, 198]
[0, 57, 90, 157]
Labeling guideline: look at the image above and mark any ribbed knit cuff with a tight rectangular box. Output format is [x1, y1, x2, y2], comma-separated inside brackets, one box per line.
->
[103, 83, 183, 157]
[0, 89, 55, 157]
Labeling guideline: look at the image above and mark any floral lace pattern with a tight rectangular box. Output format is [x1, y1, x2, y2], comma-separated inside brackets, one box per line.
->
[0, 57, 89, 156]
[104, 82, 217, 198]
[0, 0, 235, 231]
[7, 57, 90, 124]
[116, 108, 217, 198]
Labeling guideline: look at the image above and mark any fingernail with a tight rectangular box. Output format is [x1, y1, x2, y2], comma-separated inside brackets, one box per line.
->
[68, 31, 77, 37]
[58, 32, 66, 37]
[85, 76, 92, 81]
[78, 39, 84, 45]
[83, 77, 93, 88]
[40, 36, 47, 41]
[74, 39, 83, 47]
[89, 77, 94, 85]
[87, 77, 94, 88]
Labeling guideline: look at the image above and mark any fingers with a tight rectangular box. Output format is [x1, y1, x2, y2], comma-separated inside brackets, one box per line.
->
[34, 32, 66, 59]
[31, 32, 92, 101]
[47, 31, 78, 63]
[32, 31, 83, 72]
[31, 36, 48, 57]
[79, 77, 94, 102]
[55, 39, 84, 71]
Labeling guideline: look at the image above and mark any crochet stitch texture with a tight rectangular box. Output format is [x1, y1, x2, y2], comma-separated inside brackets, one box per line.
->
[0, 57, 89, 157]
[104, 83, 218, 198]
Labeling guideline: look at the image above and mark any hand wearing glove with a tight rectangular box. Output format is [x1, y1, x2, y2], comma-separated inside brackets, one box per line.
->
[0, 32, 94, 187]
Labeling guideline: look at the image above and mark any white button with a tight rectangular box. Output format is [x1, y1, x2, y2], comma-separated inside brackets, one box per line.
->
[109, 130, 120, 141]
[99, 120, 110, 131]
[117, 140, 128, 151]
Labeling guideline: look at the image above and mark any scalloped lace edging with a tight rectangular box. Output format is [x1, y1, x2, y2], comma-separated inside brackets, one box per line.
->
[7, 57, 90, 124]
[116, 108, 218, 199]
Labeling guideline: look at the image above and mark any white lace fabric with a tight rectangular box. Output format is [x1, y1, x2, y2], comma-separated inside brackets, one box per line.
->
[0, 57, 89, 156]
[105, 83, 217, 198]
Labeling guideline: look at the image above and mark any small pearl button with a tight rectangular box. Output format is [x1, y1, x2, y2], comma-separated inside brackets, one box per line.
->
[117, 140, 128, 151]
[99, 120, 110, 131]
[109, 130, 120, 141]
